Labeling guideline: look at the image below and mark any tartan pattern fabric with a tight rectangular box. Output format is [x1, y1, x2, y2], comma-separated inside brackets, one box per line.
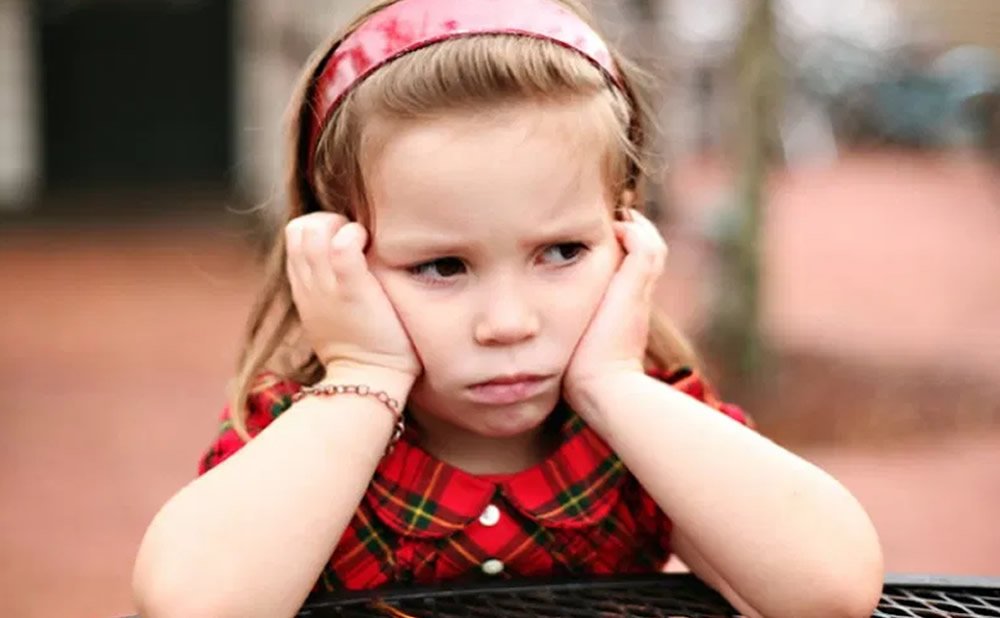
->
[199, 367, 752, 591]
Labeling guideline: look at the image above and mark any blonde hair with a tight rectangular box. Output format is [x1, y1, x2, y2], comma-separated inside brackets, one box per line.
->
[227, 0, 698, 440]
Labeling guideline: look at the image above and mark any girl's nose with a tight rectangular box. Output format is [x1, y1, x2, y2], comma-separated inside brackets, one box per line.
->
[473, 291, 540, 346]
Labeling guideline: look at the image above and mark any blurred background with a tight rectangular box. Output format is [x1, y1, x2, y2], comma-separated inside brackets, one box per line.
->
[1, 0, 998, 616]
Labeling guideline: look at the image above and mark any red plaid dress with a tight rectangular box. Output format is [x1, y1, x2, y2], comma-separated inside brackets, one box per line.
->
[199, 367, 751, 591]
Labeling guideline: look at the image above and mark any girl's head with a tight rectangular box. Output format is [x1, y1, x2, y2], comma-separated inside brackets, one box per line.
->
[232, 0, 697, 440]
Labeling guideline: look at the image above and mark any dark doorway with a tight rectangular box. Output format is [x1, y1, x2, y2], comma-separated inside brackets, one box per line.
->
[37, 0, 233, 200]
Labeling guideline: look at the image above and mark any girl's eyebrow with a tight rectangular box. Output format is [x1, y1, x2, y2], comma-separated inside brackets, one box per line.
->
[381, 216, 607, 256]
[523, 216, 607, 243]
[380, 237, 471, 258]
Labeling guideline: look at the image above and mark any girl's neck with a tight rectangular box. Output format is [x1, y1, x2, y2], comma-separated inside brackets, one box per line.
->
[408, 410, 555, 476]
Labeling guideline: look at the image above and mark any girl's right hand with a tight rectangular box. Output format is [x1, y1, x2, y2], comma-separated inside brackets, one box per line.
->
[285, 213, 422, 380]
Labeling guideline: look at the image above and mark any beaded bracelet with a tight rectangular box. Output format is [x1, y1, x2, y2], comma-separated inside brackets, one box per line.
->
[291, 384, 406, 455]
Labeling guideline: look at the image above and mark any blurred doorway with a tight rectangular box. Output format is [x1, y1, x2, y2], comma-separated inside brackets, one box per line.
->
[36, 0, 233, 207]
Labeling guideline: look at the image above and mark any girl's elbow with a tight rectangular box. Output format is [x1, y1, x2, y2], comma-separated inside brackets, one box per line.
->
[133, 573, 248, 618]
[133, 589, 232, 618]
[778, 534, 884, 618]
[851, 527, 885, 616]
[843, 568, 885, 618]
[821, 547, 885, 618]
[819, 581, 883, 618]
[132, 544, 240, 618]
[824, 504, 885, 617]
[767, 573, 882, 618]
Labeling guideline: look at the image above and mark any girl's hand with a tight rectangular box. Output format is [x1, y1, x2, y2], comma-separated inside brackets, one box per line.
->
[285, 213, 422, 380]
[563, 209, 667, 418]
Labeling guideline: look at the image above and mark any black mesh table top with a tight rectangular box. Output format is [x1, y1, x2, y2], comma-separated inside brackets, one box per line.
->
[296, 573, 1000, 618]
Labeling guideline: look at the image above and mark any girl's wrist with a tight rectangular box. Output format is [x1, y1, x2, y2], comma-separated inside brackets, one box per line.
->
[321, 361, 417, 404]
[565, 367, 648, 432]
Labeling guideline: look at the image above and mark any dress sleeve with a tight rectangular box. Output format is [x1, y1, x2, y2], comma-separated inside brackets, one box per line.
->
[648, 366, 754, 429]
[641, 366, 755, 558]
[197, 372, 301, 475]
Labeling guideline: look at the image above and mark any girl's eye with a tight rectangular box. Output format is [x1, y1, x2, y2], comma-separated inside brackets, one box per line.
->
[409, 257, 466, 280]
[540, 242, 588, 265]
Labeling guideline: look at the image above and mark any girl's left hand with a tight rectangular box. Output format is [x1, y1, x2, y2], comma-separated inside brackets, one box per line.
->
[563, 209, 667, 416]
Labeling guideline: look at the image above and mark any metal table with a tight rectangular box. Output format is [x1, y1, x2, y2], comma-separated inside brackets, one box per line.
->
[296, 573, 1000, 617]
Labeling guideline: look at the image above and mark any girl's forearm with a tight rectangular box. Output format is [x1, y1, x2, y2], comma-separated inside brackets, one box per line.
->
[572, 372, 883, 618]
[132, 368, 414, 618]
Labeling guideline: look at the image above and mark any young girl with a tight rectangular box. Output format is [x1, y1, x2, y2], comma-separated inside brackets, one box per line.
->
[132, 1, 883, 616]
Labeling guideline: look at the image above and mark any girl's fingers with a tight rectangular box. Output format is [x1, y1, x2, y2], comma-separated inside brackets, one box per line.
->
[329, 223, 371, 296]
[632, 211, 668, 290]
[301, 213, 347, 290]
[630, 210, 668, 260]
[284, 218, 312, 291]
[282, 213, 418, 377]
[613, 222, 652, 303]
[613, 210, 668, 304]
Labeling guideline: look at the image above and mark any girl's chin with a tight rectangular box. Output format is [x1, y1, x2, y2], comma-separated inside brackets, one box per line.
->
[408, 388, 562, 439]
[468, 399, 558, 438]
[472, 416, 546, 439]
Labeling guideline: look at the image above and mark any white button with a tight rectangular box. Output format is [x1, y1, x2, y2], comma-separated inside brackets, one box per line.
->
[481, 558, 504, 576]
[478, 504, 501, 527]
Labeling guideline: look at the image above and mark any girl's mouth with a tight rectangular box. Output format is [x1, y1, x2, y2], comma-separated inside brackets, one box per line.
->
[466, 374, 554, 405]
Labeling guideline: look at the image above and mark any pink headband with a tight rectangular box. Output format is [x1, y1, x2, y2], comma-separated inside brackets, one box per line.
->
[305, 0, 624, 175]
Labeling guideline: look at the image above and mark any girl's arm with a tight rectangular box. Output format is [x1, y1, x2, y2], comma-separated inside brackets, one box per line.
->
[572, 371, 884, 618]
[131, 366, 414, 618]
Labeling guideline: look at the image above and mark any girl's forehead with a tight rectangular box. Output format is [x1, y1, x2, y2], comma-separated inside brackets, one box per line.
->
[364, 114, 615, 255]
[365, 101, 617, 220]
[371, 202, 611, 262]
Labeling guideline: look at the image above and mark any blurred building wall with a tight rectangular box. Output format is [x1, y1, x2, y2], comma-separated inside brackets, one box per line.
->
[0, 0, 38, 209]
[234, 0, 369, 211]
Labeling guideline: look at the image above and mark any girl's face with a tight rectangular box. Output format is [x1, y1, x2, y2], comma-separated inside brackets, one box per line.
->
[365, 101, 623, 442]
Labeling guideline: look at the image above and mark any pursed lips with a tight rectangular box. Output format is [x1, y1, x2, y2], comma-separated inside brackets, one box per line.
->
[472, 373, 551, 387]
[466, 373, 555, 405]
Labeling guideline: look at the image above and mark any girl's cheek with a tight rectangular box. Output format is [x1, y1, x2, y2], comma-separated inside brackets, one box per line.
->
[366, 268, 419, 326]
